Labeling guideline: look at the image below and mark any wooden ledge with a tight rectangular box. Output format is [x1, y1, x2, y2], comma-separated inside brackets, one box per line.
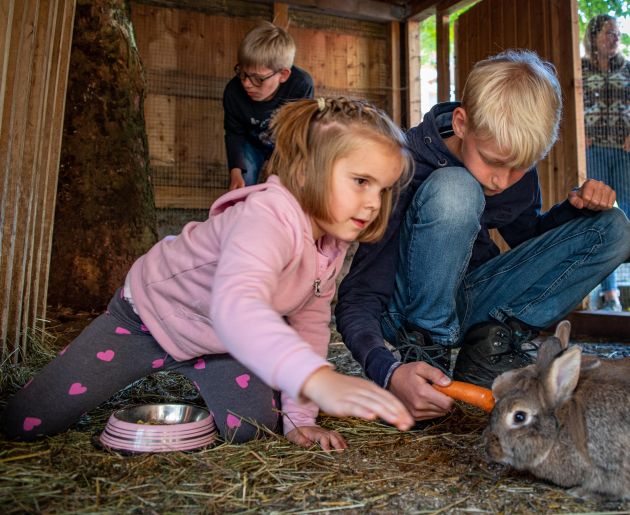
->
[561, 310, 630, 342]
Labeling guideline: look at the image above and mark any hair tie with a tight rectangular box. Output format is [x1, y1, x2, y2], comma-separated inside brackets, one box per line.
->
[317, 97, 326, 112]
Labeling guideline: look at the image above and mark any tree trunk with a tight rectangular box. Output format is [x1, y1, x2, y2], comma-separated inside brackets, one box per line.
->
[48, 0, 157, 311]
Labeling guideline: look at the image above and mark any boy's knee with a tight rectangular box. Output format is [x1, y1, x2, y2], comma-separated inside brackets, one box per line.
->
[604, 207, 630, 252]
[415, 167, 484, 221]
[594, 207, 630, 249]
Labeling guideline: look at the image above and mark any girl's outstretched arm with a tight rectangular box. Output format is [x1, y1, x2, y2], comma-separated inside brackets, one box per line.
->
[300, 367, 414, 431]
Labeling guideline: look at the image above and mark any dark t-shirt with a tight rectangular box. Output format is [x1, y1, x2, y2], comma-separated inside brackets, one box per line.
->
[222, 66, 314, 171]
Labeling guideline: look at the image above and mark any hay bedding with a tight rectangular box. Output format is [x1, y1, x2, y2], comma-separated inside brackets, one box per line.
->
[1, 312, 629, 514]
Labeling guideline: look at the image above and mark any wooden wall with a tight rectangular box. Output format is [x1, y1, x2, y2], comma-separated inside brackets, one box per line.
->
[131, 1, 393, 220]
[454, 0, 584, 210]
[0, 0, 76, 360]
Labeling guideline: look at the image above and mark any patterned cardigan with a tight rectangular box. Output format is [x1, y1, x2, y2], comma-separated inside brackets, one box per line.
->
[582, 54, 630, 149]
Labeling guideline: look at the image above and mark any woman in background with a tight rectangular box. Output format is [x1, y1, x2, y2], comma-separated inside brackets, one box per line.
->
[582, 14, 630, 311]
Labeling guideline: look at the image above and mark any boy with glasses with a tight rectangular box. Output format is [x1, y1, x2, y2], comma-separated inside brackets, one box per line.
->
[223, 21, 314, 190]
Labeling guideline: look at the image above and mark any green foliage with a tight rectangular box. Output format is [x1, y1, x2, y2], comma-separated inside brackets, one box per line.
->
[418, 0, 629, 67]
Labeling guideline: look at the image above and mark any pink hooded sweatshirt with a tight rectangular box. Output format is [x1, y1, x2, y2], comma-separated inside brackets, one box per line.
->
[126, 175, 349, 432]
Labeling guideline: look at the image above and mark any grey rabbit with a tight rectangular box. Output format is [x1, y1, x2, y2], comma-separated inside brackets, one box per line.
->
[483, 320, 630, 500]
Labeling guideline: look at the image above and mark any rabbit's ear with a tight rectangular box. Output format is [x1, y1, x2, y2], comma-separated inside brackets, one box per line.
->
[491, 368, 523, 398]
[542, 346, 581, 408]
[536, 337, 564, 369]
[553, 320, 571, 349]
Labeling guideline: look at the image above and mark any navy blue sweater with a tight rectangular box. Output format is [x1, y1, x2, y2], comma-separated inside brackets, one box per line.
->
[335, 102, 589, 387]
[223, 66, 314, 171]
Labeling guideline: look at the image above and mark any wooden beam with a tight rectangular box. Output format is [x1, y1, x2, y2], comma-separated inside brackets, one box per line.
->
[248, 0, 406, 21]
[388, 20, 401, 125]
[273, 2, 289, 29]
[405, 19, 421, 129]
[436, 7, 450, 102]
[407, 0, 475, 20]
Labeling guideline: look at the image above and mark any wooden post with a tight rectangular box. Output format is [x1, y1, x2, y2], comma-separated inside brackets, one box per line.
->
[388, 20, 401, 125]
[0, 0, 76, 360]
[406, 19, 421, 129]
[436, 7, 450, 102]
[273, 3, 289, 30]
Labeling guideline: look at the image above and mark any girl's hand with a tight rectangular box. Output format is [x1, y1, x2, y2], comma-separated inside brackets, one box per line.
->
[300, 367, 414, 431]
[285, 425, 347, 451]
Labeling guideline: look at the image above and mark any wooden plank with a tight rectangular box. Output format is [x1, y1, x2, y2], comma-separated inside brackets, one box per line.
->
[154, 185, 228, 210]
[388, 21, 401, 124]
[0, 0, 16, 136]
[251, 0, 405, 22]
[35, 0, 76, 340]
[145, 94, 176, 166]
[16, 0, 56, 355]
[516, 0, 530, 49]
[501, 0, 517, 49]
[0, 0, 39, 353]
[549, 0, 583, 198]
[436, 8, 449, 102]
[273, 2, 289, 29]
[489, 0, 503, 55]
[406, 19, 421, 129]
[175, 97, 225, 167]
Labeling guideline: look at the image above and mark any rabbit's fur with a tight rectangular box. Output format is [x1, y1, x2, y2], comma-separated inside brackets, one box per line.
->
[483, 321, 630, 500]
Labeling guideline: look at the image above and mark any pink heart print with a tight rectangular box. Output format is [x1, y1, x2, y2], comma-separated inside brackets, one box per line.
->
[194, 358, 205, 370]
[226, 414, 241, 429]
[96, 350, 115, 362]
[68, 382, 87, 395]
[140, 324, 149, 332]
[23, 417, 42, 431]
[152, 358, 164, 369]
[115, 327, 130, 335]
[235, 374, 250, 389]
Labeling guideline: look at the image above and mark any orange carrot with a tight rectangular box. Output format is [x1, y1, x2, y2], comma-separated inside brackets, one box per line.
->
[432, 381, 495, 412]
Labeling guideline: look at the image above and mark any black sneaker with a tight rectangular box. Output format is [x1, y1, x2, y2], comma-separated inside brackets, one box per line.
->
[394, 324, 451, 373]
[452, 320, 538, 388]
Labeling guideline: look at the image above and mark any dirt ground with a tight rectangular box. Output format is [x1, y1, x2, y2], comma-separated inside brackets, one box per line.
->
[1, 310, 629, 514]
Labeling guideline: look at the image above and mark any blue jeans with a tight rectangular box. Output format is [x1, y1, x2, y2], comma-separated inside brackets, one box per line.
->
[385, 166, 630, 346]
[241, 141, 267, 186]
[586, 145, 630, 292]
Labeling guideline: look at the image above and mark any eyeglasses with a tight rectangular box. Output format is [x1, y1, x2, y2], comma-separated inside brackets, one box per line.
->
[234, 65, 280, 87]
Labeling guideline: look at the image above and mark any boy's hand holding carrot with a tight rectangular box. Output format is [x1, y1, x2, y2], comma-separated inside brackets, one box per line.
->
[388, 362, 454, 420]
[300, 367, 414, 431]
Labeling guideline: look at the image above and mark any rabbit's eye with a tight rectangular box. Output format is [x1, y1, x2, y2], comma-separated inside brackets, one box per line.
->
[513, 411, 527, 424]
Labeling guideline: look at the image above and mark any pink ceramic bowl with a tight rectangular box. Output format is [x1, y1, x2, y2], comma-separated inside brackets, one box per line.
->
[100, 403, 217, 453]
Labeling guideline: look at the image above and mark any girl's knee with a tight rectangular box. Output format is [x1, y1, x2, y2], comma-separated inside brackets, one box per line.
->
[218, 410, 280, 444]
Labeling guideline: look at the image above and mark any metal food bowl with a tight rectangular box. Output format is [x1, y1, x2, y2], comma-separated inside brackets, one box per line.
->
[99, 403, 217, 453]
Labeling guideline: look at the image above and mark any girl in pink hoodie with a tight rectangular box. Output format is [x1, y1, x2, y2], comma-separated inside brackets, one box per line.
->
[2, 97, 415, 450]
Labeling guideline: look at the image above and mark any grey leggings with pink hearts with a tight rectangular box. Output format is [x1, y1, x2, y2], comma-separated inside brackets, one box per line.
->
[1, 290, 281, 443]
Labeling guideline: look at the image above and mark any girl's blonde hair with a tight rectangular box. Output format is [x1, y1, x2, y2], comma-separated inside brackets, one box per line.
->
[266, 97, 413, 243]
[461, 50, 562, 171]
[238, 21, 296, 71]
